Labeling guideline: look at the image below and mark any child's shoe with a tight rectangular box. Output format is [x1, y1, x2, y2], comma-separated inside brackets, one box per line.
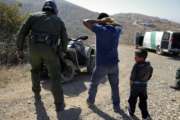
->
[126, 110, 135, 120]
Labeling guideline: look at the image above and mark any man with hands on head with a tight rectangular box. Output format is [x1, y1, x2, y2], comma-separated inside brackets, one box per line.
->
[83, 13, 122, 113]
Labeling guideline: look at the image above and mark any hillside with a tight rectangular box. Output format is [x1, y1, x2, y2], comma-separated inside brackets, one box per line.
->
[2, 0, 180, 44]
[3, 0, 98, 39]
[114, 13, 180, 44]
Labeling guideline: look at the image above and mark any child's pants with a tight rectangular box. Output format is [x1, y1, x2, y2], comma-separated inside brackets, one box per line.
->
[128, 85, 150, 118]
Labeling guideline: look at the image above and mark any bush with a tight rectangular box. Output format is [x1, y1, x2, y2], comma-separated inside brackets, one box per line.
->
[0, 2, 24, 35]
[0, 2, 25, 65]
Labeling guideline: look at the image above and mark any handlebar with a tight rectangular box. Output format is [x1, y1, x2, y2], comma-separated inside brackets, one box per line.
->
[69, 35, 88, 41]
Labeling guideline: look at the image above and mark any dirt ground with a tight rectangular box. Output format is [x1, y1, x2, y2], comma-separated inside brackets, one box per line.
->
[0, 45, 180, 120]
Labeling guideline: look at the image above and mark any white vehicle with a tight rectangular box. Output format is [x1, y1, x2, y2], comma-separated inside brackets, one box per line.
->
[136, 31, 180, 55]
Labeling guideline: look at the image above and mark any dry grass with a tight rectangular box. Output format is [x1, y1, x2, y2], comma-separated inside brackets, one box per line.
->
[0, 65, 31, 88]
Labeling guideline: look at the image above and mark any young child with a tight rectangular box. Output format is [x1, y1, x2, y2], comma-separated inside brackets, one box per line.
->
[128, 49, 153, 120]
[175, 68, 180, 89]
[171, 68, 180, 90]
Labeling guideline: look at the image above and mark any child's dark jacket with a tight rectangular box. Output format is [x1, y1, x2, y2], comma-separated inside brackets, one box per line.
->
[130, 62, 153, 85]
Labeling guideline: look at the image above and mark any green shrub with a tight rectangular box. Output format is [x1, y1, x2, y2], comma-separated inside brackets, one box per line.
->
[0, 2, 24, 35]
[0, 2, 25, 65]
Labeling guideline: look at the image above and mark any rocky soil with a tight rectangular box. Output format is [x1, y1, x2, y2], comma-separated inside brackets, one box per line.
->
[0, 45, 180, 120]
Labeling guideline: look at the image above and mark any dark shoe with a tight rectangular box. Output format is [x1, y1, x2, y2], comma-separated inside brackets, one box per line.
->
[113, 105, 121, 113]
[127, 110, 135, 119]
[55, 103, 65, 112]
[86, 99, 94, 108]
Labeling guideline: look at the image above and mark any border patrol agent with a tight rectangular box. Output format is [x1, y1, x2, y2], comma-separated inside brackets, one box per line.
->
[16, 0, 68, 112]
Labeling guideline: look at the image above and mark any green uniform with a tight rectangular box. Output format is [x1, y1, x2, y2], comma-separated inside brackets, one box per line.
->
[17, 11, 68, 110]
[176, 68, 180, 88]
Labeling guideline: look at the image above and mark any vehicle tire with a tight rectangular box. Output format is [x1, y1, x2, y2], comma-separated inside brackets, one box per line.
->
[172, 52, 179, 56]
[60, 59, 76, 83]
[156, 46, 163, 55]
[87, 54, 95, 74]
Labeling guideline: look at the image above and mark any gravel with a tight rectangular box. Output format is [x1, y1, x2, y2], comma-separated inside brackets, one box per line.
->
[0, 45, 179, 120]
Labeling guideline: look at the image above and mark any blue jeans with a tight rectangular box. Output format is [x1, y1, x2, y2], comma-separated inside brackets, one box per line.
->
[87, 64, 120, 106]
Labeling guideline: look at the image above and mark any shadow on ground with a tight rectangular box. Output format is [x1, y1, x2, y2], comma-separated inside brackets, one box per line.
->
[170, 86, 180, 91]
[63, 72, 108, 97]
[34, 99, 82, 120]
[34, 100, 50, 120]
[57, 107, 82, 120]
[153, 51, 180, 61]
[142, 48, 180, 61]
[167, 55, 180, 61]
[89, 105, 116, 120]
[89, 105, 140, 120]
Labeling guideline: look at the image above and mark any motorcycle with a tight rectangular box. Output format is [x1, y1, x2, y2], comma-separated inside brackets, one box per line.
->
[40, 35, 95, 83]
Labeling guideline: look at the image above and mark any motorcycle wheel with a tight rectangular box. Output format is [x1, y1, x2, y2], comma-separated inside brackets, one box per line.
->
[61, 59, 76, 82]
[87, 54, 95, 74]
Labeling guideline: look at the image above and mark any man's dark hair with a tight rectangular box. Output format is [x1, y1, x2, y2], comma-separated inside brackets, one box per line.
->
[135, 49, 148, 59]
[97, 13, 109, 19]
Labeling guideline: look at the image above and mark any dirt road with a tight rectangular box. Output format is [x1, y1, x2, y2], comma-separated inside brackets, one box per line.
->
[0, 45, 180, 120]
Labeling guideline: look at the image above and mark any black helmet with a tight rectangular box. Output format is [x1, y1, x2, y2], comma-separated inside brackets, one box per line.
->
[42, 0, 58, 15]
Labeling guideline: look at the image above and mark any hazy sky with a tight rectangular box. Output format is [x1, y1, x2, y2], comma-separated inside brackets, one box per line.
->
[66, 0, 180, 23]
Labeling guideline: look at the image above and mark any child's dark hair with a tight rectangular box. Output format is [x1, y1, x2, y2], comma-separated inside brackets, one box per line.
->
[135, 49, 148, 59]
[97, 13, 109, 19]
